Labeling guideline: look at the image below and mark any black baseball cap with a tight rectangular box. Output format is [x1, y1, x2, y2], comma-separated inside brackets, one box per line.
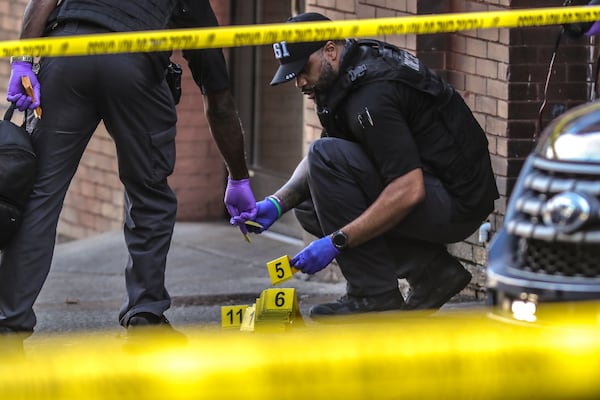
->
[270, 12, 331, 86]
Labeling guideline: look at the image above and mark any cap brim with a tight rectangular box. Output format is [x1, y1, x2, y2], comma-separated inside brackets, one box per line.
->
[270, 58, 308, 86]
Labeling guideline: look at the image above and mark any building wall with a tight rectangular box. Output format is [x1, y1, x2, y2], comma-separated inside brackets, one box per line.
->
[443, 0, 511, 297]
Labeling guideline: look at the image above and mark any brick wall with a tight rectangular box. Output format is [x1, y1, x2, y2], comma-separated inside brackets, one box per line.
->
[441, 0, 511, 297]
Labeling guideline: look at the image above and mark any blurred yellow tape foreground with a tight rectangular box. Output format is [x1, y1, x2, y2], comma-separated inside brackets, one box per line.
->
[1, 304, 600, 400]
[1, 6, 600, 58]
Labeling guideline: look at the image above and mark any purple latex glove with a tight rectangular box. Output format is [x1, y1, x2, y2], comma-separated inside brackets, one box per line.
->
[232, 198, 280, 234]
[586, 21, 600, 36]
[224, 177, 257, 234]
[6, 61, 40, 112]
[291, 236, 339, 275]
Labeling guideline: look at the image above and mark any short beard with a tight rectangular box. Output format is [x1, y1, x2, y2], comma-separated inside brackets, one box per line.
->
[314, 54, 338, 94]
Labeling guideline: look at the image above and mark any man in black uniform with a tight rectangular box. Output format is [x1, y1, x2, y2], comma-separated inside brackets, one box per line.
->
[169, 1, 256, 228]
[0, 0, 255, 335]
[238, 12, 499, 318]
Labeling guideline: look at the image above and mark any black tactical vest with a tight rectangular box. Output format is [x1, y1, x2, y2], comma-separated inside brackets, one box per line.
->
[316, 38, 488, 173]
[56, 0, 178, 32]
[315, 39, 498, 219]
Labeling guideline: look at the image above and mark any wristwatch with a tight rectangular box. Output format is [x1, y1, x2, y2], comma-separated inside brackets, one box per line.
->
[330, 230, 349, 251]
[10, 56, 34, 64]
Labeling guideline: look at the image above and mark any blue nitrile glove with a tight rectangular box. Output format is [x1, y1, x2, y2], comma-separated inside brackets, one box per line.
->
[6, 61, 40, 111]
[224, 177, 257, 235]
[586, 21, 600, 36]
[236, 197, 281, 233]
[587, 0, 600, 35]
[291, 236, 339, 275]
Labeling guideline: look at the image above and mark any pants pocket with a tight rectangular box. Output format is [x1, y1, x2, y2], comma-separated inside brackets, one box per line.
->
[149, 127, 176, 183]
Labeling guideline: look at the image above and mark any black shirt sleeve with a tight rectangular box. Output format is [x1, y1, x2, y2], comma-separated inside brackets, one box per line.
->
[169, 0, 231, 94]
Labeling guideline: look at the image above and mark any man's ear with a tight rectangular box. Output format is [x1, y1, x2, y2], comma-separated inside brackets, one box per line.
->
[323, 40, 339, 62]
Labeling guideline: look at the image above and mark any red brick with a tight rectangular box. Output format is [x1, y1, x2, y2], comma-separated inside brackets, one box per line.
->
[476, 58, 498, 79]
[465, 74, 487, 95]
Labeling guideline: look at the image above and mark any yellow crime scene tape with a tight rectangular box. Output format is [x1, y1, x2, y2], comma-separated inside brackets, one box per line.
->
[2, 6, 600, 399]
[1, 6, 600, 57]
[1, 304, 600, 399]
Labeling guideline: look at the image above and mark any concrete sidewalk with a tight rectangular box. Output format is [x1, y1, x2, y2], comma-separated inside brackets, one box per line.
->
[30, 220, 485, 341]
[33, 221, 346, 335]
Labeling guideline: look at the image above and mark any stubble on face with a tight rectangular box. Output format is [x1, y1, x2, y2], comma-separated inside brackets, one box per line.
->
[301, 51, 338, 100]
[313, 53, 338, 94]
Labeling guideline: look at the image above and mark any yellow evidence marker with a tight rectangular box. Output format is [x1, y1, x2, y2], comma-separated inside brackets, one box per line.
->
[221, 304, 248, 329]
[239, 304, 256, 332]
[266, 255, 299, 285]
[254, 287, 304, 331]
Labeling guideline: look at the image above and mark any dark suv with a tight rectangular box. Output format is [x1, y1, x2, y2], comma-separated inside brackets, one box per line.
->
[487, 101, 600, 320]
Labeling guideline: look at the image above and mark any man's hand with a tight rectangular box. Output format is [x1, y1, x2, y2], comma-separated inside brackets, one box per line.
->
[234, 197, 282, 234]
[586, 21, 600, 36]
[291, 236, 339, 275]
[224, 177, 257, 234]
[7, 61, 40, 112]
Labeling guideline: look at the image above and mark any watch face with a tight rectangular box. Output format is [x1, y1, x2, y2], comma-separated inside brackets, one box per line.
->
[332, 231, 347, 249]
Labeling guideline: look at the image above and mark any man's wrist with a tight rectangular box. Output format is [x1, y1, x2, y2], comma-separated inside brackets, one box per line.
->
[10, 56, 34, 64]
[330, 230, 349, 251]
[267, 195, 283, 217]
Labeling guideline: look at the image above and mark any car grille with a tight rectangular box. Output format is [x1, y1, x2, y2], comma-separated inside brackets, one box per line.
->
[515, 238, 600, 277]
[506, 157, 600, 278]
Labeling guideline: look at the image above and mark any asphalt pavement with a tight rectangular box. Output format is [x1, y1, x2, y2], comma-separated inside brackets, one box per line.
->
[27, 220, 485, 346]
[32, 221, 346, 336]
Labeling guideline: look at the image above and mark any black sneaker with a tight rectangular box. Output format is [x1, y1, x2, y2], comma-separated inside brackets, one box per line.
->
[309, 289, 405, 319]
[404, 253, 472, 311]
[127, 312, 171, 327]
[125, 312, 187, 344]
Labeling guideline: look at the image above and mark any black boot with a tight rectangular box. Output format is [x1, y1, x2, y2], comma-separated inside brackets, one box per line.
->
[309, 289, 405, 319]
[125, 312, 187, 344]
[404, 251, 471, 310]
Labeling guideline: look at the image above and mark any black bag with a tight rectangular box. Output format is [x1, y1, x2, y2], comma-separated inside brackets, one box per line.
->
[0, 104, 36, 249]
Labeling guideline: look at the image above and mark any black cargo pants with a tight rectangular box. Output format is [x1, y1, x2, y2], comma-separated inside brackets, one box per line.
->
[294, 138, 482, 297]
[0, 21, 178, 332]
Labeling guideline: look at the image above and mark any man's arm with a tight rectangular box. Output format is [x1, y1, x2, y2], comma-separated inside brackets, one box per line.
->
[272, 156, 311, 212]
[341, 168, 425, 248]
[171, 1, 256, 227]
[21, 0, 58, 38]
[7, 0, 55, 111]
[203, 89, 250, 180]
[171, 1, 251, 180]
[286, 165, 424, 275]
[230, 156, 309, 234]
